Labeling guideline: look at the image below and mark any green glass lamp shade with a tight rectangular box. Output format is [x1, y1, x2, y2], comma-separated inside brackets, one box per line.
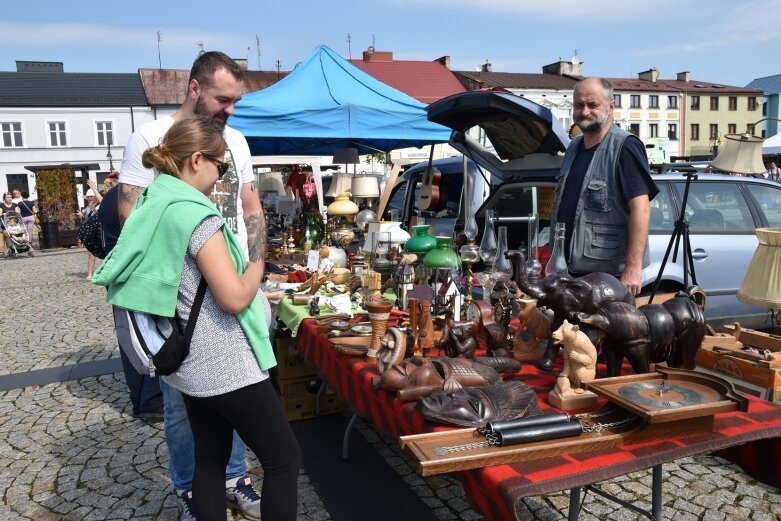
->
[423, 236, 461, 268]
[405, 225, 437, 253]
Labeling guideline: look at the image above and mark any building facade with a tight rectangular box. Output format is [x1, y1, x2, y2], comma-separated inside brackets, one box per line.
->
[746, 73, 781, 139]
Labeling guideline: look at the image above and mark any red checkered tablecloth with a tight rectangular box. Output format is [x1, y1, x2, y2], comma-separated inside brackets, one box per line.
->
[296, 317, 781, 521]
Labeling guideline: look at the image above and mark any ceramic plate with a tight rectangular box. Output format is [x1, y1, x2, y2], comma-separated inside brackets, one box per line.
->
[330, 320, 351, 330]
[350, 324, 373, 336]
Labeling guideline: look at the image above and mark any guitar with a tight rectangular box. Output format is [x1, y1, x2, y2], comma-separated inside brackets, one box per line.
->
[417, 166, 442, 211]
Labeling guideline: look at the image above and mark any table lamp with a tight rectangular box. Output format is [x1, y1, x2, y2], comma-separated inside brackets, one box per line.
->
[737, 227, 781, 329]
[710, 134, 766, 175]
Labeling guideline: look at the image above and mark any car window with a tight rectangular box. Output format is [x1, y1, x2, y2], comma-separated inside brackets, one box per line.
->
[649, 183, 676, 234]
[382, 181, 407, 221]
[746, 184, 781, 227]
[671, 181, 755, 233]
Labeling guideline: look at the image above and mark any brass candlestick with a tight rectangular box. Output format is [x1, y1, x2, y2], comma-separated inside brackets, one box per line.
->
[460, 239, 480, 312]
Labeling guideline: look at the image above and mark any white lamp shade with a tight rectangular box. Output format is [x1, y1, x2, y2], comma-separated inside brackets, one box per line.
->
[711, 134, 766, 175]
[258, 171, 285, 194]
[737, 227, 781, 309]
[351, 176, 380, 198]
[325, 172, 353, 197]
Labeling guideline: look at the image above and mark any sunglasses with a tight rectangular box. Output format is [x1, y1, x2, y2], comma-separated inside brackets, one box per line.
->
[202, 153, 229, 178]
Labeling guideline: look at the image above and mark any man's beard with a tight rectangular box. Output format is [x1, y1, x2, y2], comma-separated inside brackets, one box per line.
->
[194, 96, 227, 130]
[576, 111, 609, 133]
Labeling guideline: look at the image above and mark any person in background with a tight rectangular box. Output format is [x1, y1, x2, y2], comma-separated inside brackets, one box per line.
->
[82, 188, 100, 280]
[768, 162, 779, 183]
[94, 116, 300, 521]
[1, 192, 21, 256]
[17, 191, 37, 245]
[117, 50, 267, 521]
[11, 189, 22, 204]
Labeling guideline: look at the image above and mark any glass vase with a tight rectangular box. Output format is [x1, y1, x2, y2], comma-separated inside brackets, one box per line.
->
[478, 209, 497, 268]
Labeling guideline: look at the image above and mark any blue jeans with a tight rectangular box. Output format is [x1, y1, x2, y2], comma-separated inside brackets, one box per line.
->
[118, 348, 163, 415]
[160, 378, 247, 491]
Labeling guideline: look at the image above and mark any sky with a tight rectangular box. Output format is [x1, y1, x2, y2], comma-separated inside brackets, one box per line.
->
[1, 0, 778, 87]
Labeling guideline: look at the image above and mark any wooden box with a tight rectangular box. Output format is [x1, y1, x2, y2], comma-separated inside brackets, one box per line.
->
[696, 327, 781, 403]
[276, 376, 348, 422]
[274, 337, 317, 380]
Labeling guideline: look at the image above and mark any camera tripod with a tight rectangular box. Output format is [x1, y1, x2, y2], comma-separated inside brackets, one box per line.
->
[648, 171, 698, 303]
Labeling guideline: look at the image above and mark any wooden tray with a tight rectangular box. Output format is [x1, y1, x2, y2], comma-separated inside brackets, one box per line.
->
[328, 335, 371, 356]
[400, 404, 713, 476]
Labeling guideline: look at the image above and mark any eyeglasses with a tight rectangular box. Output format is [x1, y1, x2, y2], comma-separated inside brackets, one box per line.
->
[202, 153, 229, 178]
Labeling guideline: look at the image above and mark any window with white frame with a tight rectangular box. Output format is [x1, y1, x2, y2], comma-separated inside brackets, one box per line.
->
[649, 123, 659, 137]
[668, 123, 678, 140]
[48, 121, 67, 147]
[648, 95, 659, 109]
[630, 95, 641, 108]
[667, 96, 678, 109]
[1, 122, 23, 148]
[95, 121, 114, 147]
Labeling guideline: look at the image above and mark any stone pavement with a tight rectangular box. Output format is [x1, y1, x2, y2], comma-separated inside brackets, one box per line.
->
[0, 248, 779, 520]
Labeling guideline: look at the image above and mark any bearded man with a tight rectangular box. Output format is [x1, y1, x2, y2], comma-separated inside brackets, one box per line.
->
[550, 77, 658, 297]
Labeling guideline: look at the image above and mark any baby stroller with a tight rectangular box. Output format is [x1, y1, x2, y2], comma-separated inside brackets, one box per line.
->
[2, 210, 34, 257]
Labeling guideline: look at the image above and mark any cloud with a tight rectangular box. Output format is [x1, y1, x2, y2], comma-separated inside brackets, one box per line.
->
[0, 20, 241, 50]
[385, 0, 677, 21]
[631, 0, 781, 58]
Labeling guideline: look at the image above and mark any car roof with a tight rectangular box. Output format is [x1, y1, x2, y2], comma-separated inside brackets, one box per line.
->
[426, 91, 570, 181]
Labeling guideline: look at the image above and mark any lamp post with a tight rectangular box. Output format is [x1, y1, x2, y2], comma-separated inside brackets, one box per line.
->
[106, 140, 114, 171]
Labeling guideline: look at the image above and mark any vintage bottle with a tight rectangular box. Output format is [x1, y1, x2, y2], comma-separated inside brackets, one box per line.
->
[478, 209, 497, 268]
[545, 222, 569, 277]
[525, 213, 543, 283]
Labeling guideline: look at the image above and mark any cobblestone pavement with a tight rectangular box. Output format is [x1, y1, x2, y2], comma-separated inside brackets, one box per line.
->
[0, 249, 779, 520]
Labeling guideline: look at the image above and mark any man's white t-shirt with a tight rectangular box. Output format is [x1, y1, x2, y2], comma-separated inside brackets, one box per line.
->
[119, 115, 254, 260]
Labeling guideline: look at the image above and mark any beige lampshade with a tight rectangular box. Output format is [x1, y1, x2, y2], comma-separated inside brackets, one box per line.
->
[711, 134, 766, 175]
[737, 228, 781, 309]
[327, 192, 359, 216]
[351, 175, 380, 198]
[325, 171, 353, 197]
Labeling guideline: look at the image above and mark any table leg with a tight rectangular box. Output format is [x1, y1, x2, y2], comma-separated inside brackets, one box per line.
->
[568, 487, 582, 521]
[652, 464, 662, 520]
[342, 413, 358, 460]
[315, 379, 326, 416]
[568, 464, 664, 520]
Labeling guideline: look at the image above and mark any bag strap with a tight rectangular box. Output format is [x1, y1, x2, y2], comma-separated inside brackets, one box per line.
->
[181, 276, 208, 341]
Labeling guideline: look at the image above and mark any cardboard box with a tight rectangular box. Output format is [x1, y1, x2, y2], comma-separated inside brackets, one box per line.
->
[274, 337, 317, 380]
[277, 376, 348, 421]
[697, 337, 781, 403]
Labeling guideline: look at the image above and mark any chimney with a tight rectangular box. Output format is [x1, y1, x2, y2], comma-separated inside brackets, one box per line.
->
[16, 61, 64, 73]
[638, 68, 660, 82]
[362, 48, 393, 62]
[542, 58, 583, 78]
[481, 60, 492, 72]
[677, 71, 690, 82]
[435, 55, 451, 69]
[233, 58, 248, 71]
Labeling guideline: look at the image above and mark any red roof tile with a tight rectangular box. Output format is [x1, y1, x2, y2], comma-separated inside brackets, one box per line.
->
[138, 68, 288, 105]
[350, 60, 466, 104]
[454, 71, 579, 90]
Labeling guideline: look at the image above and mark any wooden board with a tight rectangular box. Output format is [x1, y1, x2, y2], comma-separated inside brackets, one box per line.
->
[723, 324, 781, 353]
[399, 404, 713, 476]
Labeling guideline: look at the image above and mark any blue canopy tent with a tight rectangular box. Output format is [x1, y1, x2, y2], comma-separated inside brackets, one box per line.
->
[228, 45, 451, 155]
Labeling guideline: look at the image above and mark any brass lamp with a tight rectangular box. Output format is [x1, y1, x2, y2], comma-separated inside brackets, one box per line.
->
[737, 228, 781, 328]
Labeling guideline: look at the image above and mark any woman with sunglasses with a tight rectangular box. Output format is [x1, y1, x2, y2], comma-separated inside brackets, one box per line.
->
[93, 116, 300, 521]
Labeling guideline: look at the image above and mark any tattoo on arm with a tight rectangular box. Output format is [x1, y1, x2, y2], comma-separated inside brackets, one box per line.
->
[117, 183, 143, 227]
[245, 207, 267, 263]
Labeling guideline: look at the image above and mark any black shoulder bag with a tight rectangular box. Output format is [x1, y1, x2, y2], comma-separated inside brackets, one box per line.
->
[152, 277, 208, 376]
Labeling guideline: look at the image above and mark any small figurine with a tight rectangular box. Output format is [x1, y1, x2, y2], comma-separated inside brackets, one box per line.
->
[309, 295, 321, 317]
[548, 320, 598, 410]
[417, 301, 436, 358]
